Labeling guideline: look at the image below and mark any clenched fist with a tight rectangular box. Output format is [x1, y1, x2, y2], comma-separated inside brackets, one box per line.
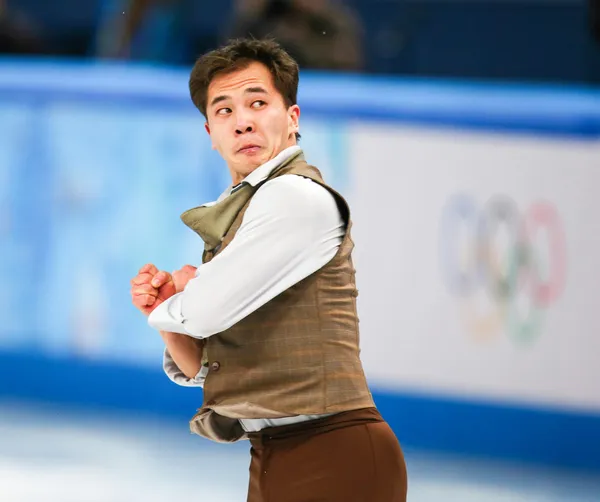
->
[130, 263, 176, 316]
[172, 264, 198, 293]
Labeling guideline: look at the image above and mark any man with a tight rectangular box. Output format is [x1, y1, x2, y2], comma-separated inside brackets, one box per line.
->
[130, 38, 407, 502]
[225, 0, 364, 71]
[0, 0, 42, 55]
[94, 0, 195, 65]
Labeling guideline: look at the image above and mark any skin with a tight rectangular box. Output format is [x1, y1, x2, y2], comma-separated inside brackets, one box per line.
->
[130, 264, 203, 379]
[204, 61, 300, 185]
[130, 61, 301, 377]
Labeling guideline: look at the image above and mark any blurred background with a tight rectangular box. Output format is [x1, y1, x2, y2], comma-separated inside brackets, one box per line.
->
[1, 0, 600, 501]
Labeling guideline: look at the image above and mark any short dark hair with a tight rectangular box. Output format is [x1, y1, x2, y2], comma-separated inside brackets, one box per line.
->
[189, 38, 300, 120]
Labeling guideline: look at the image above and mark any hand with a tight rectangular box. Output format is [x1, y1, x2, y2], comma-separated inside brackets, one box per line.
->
[130, 263, 176, 316]
[172, 264, 198, 293]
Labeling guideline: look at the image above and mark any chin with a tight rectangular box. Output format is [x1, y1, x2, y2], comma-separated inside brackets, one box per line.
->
[250, 154, 268, 167]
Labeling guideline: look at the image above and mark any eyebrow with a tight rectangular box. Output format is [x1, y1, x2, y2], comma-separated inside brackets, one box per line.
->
[209, 86, 269, 108]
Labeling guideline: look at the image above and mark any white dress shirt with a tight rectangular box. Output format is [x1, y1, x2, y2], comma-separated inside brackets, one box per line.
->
[148, 146, 345, 431]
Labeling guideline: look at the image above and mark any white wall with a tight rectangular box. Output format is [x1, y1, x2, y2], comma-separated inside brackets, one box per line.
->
[347, 123, 600, 412]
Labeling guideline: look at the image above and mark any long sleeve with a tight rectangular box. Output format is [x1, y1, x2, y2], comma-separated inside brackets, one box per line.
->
[147, 174, 345, 339]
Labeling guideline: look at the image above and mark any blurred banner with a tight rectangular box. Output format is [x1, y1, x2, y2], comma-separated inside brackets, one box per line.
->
[1, 60, 599, 469]
[349, 123, 600, 413]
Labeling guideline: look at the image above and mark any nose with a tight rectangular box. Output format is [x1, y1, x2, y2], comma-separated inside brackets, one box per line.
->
[234, 110, 254, 135]
[235, 124, 253, 135]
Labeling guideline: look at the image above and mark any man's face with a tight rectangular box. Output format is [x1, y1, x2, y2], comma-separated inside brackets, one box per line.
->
[205, 61, 300, 184]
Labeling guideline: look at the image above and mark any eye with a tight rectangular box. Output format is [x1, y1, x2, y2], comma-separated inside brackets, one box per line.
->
[251, 100, 266, 109]
[216, 107, 231, 116]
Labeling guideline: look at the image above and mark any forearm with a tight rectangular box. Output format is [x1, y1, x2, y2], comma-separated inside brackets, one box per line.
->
[160, 331, 204, 379]
[148, 175, 344, 338]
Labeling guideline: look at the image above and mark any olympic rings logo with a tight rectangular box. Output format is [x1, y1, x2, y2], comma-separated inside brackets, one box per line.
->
[438, 193, 567, 344]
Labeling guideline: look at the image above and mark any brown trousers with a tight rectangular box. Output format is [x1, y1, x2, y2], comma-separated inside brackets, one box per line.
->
[246, 407, 407, 502]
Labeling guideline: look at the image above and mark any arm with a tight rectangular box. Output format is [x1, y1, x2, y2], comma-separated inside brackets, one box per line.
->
[160, 330, 204, 380]
[130, 264, 205, 386]
[147, 175, 345, 338]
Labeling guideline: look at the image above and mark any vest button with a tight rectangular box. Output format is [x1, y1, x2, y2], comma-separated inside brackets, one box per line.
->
[210, 361, 221, 372]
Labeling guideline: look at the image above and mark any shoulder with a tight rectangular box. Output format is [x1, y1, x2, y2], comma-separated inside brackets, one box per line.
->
[256, 174, 337, 211]
[245, 174, 341, 224]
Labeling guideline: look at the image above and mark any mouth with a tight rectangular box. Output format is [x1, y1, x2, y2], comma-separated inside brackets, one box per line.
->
[237, 144, 262, 154]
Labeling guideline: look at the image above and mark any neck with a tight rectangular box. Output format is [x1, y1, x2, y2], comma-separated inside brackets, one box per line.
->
[231, 173, 246, 186]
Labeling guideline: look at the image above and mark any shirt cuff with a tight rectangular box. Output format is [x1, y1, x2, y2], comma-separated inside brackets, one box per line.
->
[147, 293, 191, 336]
[163, 348, 207, 387]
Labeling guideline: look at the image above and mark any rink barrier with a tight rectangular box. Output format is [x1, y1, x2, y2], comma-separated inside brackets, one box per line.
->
[0, 58, 599, 137]
[0, 350, 599, 470]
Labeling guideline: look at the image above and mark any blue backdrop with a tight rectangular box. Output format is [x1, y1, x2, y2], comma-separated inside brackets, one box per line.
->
[1, 59, 599, 471]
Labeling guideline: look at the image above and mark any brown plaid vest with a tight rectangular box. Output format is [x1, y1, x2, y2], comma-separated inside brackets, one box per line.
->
[180, 151, 374, 442]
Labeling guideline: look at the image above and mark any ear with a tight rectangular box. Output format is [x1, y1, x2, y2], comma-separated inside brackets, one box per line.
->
[288, 105, 300, 135]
